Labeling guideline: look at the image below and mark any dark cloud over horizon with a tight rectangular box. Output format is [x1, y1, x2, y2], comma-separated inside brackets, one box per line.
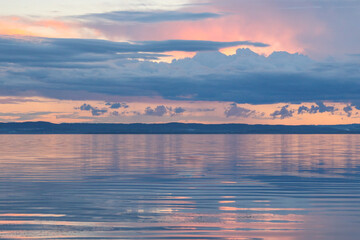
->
[0, 36, 268, 67]
[1, 36, 360, 105]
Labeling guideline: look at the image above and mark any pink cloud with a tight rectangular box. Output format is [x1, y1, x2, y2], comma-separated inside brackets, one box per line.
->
[0, 16, 99, 38]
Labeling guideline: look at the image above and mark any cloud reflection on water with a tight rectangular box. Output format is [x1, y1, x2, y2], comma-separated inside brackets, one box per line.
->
[0, 134, 359, 239]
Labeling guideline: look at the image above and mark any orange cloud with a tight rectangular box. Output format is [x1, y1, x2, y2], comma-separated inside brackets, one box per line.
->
[0, 16, 99, 39]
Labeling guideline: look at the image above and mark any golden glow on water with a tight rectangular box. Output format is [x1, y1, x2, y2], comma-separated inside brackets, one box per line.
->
[0, 135, 360, 239]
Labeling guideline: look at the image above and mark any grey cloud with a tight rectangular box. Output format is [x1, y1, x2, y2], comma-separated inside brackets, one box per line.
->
[4, 64, 360, 105]
[351, 102, 360, 110]
[144, 105, 168, 117]
[271, 105, 294, 119]
[143, 105, 186, 117]
[2, 38, 360, 105]
[0, 98, 40, 104]
[92, 109, 107, 116]
[55, 113, 80, 119]
[0, 37, 165, 67]
[105, 102, 129, 109]
[298, 102, 335, 114]
[276, 0, 360, 10]
[186, 108, 215, 113]
[78, 11, 222, 23]
[0, 111, 54, 121]
[174, 107, 186, 114]
[298, 105, 309, 114]
[80, 104, 92, 111]
[0, 36, 268, 67]
[196, 108, 215, 112]
[343, 105, 353, 117]
[225, 103, 255, 118]
[109, 103, 121, 109]
[136, 40, 269, 51]
[312, 102, 335, 113]
[111, 111, 120, 116]
[78, 104, 108, 116]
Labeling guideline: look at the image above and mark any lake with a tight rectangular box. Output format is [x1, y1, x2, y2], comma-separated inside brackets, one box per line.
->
[0, 134, 359, 239]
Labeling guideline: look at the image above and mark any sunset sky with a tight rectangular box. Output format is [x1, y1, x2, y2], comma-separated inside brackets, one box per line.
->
[0, 0, 359, 124]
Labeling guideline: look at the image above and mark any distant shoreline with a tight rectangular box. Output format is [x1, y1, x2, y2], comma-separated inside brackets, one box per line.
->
[0, 122, 360, 134]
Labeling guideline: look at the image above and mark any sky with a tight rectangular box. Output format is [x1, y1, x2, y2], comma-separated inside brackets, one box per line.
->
[0, 0, 359, 124]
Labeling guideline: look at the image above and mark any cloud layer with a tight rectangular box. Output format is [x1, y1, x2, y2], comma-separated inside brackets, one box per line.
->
[0, 36, 267, 66]
[1, 36, 360, 106]
[78, 11, 222, 23]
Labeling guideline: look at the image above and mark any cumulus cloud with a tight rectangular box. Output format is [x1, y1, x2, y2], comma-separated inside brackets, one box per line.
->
[143, 105, 186, 117]
[297, 102, 335, 114]
[111, 111, 120, 116]
[105, 102, 129, 109]
[79, 104, 92, 111]
[78, 103, 107, 116]
[298, 105, 309, 114]
[271, 105, 294, 119]
[225, 103, 255, 118]
[343, 105, 353, 117]
[350, 102, 360, 110]
[144, 105, 168, 116]
[174, 107, 186, 114]
[78, 11, 223, 23]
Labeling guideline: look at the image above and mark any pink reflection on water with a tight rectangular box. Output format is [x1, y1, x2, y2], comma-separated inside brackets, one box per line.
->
[0, 213, 65, 217]
[219, 207, 305, 211]
[0, 135, 359, 239]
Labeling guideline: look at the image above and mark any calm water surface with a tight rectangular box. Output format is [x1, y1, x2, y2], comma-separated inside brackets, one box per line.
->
[0, 134, 360, 239]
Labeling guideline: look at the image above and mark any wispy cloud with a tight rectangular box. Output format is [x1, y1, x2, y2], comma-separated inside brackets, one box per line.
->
[77, 11, 223, 23]
[0, 111, 56, 121]
[0, 36, 268, 67]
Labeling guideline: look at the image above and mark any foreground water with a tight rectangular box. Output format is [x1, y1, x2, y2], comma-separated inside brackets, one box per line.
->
[0, 135, 359, 239]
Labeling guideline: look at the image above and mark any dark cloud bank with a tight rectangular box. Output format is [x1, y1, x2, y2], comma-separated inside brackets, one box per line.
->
[1, 36, 360, 105]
